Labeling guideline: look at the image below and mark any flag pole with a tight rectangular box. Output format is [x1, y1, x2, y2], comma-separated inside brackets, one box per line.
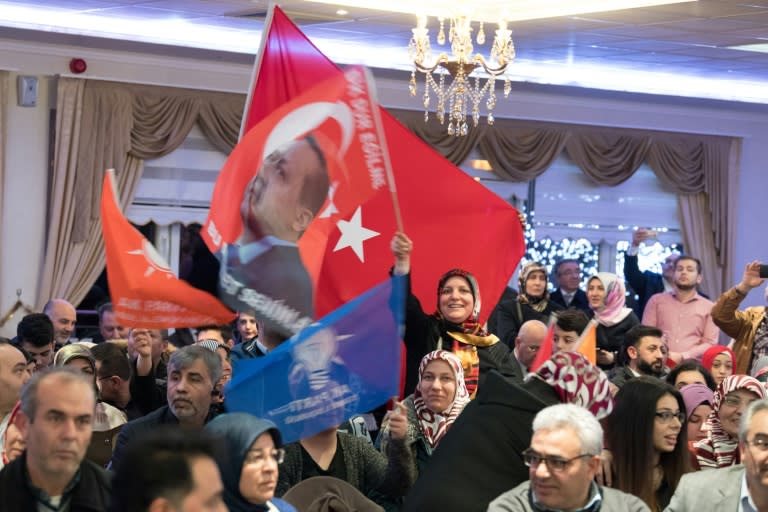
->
[240, 2, 277, 140]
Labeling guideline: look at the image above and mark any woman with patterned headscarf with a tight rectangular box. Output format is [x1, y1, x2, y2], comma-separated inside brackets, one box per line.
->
[495, 261, 564, 348]
[587, 272, 640, 369]
[377, 350, 470, 504]
[391, 232, 519, 398]
[690, 374, 766, 469]
[402, 351, 614, 512]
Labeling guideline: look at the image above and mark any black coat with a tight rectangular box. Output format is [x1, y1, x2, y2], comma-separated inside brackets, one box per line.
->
[549, 288, 593, 317]
[402, 275, 519, 396]
[494, 297, 563, 349]
[0, 453, 111, 512]
[109, 405, 179, 470]
[401, 371, 559, 512]
[623, 253, 665, 317]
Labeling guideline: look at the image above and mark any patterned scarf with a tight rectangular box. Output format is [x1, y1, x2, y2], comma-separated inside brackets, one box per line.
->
[517, 262, 551, 313]
[433, 268, 499, 398]
[530, 351, 614, 420]
[589, 272, 634, 327]
[693, 374, 766, 469]
[413, 350, 471, 448]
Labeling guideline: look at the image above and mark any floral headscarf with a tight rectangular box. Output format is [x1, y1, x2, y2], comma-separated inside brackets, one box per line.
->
[434, 268, 499, 397]
[413, 350, 471, 448]
[530, 351, 614, 420]
[588, 273, 633, 327]
[693, 374, 766, 469]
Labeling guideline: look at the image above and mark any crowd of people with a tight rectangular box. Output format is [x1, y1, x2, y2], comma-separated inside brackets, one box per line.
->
[0, 225, 766, 512]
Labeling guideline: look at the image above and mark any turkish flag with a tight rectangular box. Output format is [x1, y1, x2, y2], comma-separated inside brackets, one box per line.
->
[529, 323, 555, 373]
[101, 170, 236, 328]
[242, 6, 525, 323]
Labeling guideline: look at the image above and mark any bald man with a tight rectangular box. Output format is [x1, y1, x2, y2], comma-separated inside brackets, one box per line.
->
[43, 298, 76, 348]
[512, 320, 549, 379]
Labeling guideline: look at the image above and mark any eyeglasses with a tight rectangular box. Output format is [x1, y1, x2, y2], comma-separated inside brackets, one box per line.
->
[243, 448, 285, 467]
[655, 411, 685, 424]
[745, 437, 768, 452]
[723, 395, 757, 409]
[522, 448, 593, 473]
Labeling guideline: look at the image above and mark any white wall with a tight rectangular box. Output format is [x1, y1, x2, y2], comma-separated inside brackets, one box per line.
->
[1, 35, 767, 337]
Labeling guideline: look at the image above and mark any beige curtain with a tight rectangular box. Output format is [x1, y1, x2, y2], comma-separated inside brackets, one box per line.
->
[0, 71, 7, 313]
[37, 79, 244, 308]
[387, 110, 737, 296]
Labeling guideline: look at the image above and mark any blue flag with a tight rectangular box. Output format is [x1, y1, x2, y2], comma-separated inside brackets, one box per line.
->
[225, 276, 405, 443]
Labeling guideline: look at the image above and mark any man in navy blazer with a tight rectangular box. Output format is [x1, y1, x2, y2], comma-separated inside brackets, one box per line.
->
[549, 259, 592, 316]
[665, 399, 768, 511]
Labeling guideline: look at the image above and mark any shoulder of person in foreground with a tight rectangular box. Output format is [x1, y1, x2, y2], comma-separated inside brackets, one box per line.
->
[486, 482, 651, 512]
[663, 464, 743, 511]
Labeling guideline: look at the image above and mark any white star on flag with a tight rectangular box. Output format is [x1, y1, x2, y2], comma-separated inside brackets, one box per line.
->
[333, 206, 380, 262]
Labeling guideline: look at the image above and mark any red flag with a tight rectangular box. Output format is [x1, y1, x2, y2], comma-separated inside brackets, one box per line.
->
[238, 6, 525, 322]
[101, 170, 236, 328]
[529, 323, 556, 373]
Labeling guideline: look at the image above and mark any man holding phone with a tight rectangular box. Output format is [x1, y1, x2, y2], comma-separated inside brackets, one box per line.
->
[712, 260, 768, 375]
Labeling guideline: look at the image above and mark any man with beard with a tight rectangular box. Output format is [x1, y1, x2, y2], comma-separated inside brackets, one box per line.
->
[642, 256, 719, 364]
[218, 135, 329, 340]
[609, 325, 667, 388]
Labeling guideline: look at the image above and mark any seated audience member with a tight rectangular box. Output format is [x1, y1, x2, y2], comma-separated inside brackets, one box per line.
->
[495, 261, 563, 349]
[753, 356, 768, 383]
[610, 325, 666, 388]
[666, 398, 768, 511]
[377, 351, 470, 503]
[642, 256, 718, 364]
[92, 302, 127, 344]
[665, 360, 717, 391]
[53, 344, 127, 466]
[0, 340, 31, 470]
[510, 320, 548, 379]
[0, 367, 111, 511]
[391, 232, 519, 397]
[1, 403, 24, 467]
[691, 374, 765, 469]
[43, 298, 77, 349]
[552, 308, 591, 353]
[488, 403, 649, 512]
[605, 378, 689, 511]
[110, 345, 222, 470]
[587, 272, 640, 370]
[236, 311, 260, 344]
[197, 324, 235, 349]
[283, 476, 384, 512]
[549, 259, 592, 316]
[402, 352, 613, 512]
[623, 228, 679, 317]
[14, 313, 55, 372]
[196, 339, 232, 405]
[701, 346, 735, 388]
[231, 312, 272, 362]
[90, 343, 144, 420]
[109, 427, 227, 512]
[680, 383, 714, 443]
[711, 260, 767, 375]
[206, 413, 296, 511]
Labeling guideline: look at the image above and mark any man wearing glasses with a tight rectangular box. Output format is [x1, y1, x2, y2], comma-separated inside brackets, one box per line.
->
[488, 403, 649, 511]
[550, 260, 592, 316]
[667, 398, 768, 511]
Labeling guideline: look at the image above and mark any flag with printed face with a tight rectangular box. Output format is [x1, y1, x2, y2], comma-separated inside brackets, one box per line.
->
[225, 275, 405, 443]
[238, 5, 525, 325]
[100, 170, 235, 328]
[202, 66, 396, 338]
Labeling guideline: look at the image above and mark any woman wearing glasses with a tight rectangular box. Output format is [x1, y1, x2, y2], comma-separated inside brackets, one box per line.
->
[605, 377, 690, 511]
[691, 374, 766, 469]
[206, 413, 297, 512]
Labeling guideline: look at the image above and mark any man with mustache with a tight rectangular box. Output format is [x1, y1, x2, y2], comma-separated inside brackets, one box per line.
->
[108, 345, 222, 470]
[610, 325, 667, 389]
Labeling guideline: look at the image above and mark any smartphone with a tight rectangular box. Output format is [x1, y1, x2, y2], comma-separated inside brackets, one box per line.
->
[760, 264, 768, 278]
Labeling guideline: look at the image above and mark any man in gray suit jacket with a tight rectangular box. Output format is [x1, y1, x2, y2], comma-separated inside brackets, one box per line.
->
[665, 398, 768, 511]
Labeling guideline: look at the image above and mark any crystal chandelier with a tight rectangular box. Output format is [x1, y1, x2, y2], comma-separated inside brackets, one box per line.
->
[408, 13, 515, 136]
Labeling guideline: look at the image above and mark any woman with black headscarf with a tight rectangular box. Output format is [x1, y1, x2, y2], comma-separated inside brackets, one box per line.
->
[391, 232, 519, 397]
[206, 413, 297, 512]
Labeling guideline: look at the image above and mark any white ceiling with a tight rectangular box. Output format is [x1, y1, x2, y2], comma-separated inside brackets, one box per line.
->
[2, 0, 768, 102]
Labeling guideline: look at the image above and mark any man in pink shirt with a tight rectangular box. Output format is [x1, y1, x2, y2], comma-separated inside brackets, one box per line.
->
[642, 255, 719, 364]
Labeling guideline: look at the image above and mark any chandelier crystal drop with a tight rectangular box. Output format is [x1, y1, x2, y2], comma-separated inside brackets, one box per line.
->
[408, 12, 514, 136]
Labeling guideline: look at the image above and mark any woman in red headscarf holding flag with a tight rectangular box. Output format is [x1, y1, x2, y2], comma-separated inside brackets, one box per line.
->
[391, 232, 519, 398]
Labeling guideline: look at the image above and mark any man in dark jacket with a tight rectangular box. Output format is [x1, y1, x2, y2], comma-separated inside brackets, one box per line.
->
[0, 367, 111, 512]
[109, 345, 222, 470]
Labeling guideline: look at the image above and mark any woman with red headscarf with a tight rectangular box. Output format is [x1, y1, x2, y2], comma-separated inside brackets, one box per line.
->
[701, 346, 735, 387]
[391, 233, 519, 398]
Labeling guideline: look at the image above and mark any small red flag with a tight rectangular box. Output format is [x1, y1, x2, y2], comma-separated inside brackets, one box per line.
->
[101, 170, 235, 328]
[529, 323, 556, 373]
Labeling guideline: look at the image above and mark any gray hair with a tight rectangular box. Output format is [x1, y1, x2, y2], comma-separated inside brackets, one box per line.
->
[532, 403, 603, 455]
[740, 398, 768, 442]
[20, 367, 96, 420]
[168, 345, 222, 387]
